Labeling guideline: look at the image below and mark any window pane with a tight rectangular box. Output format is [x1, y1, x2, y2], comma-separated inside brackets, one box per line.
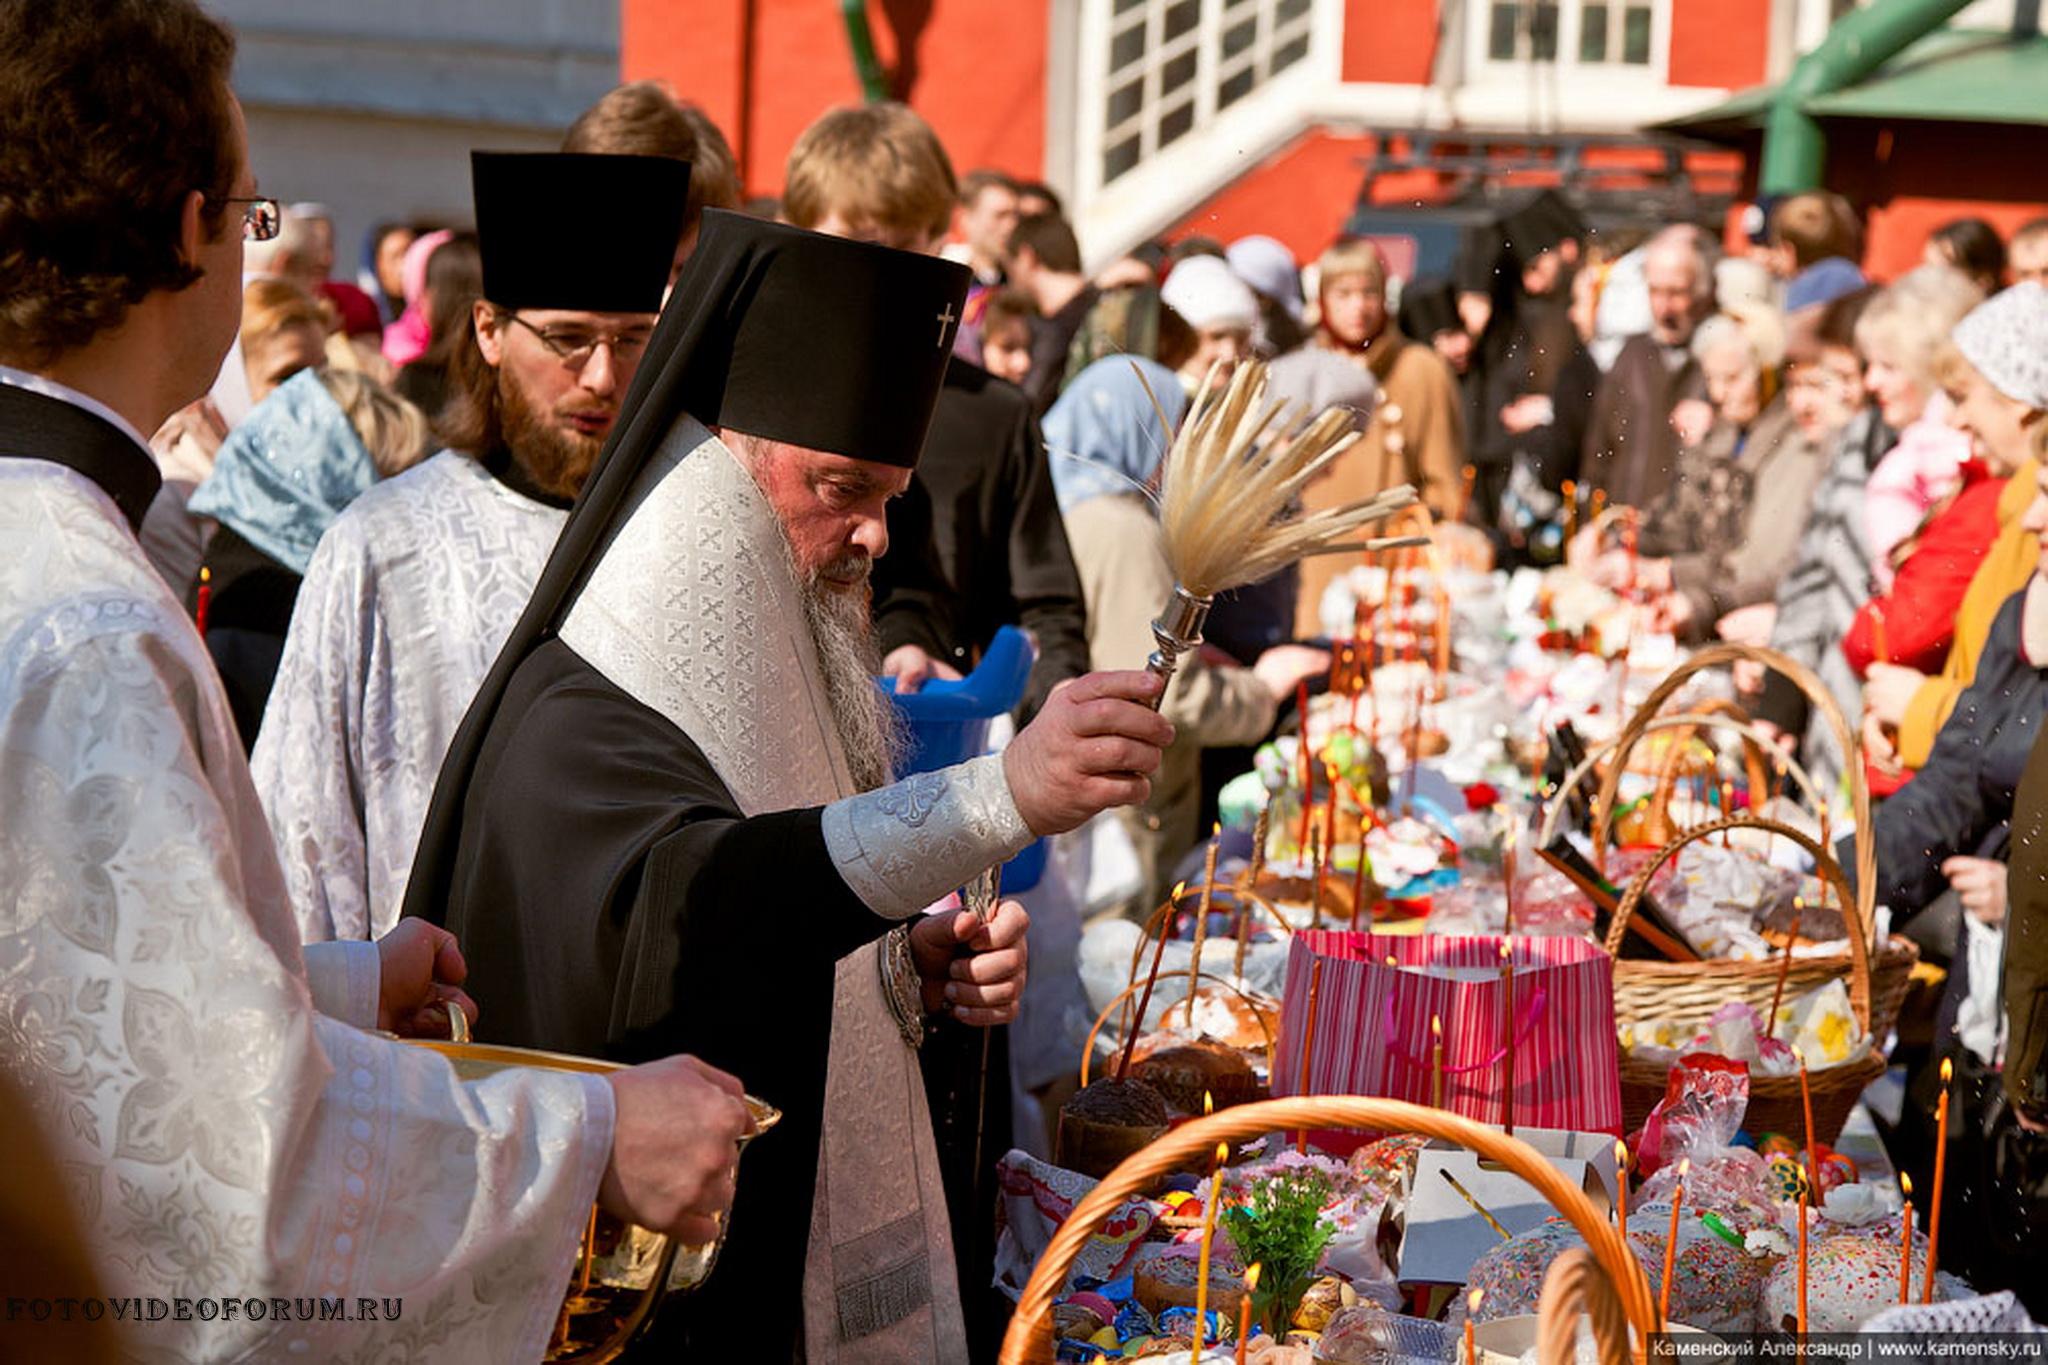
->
[1109, 19, 1147, 73]
[1530, 2, 1559, 59]
[1278, 0, 1312, 19]
[1222, 15, 1257, 58]
[1580, 2, 1608, 60]
[1158, 100, 1195, 148]
[1108, 77, 1144, 129]
[1272, 31, 1310, 71]
[1622, 5, 1652, 62]
[1225, 0, 1256, 10]
[1164, 0, 1200, 41]
[1114, 0, 1145, 12]
[1105, 135, 1142, 183]
[1488, 2, 1519, 59]
[1219, 65, 1256, 107]
[1162, 48, 1197, 95]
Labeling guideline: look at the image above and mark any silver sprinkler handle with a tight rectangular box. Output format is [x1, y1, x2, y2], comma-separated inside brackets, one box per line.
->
[1143, 586, 1215, 709]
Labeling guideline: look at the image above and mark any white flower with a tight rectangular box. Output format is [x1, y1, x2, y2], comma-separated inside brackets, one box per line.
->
[1821, 1183, 1887, 1226]
[1745, 1226, 1792, 1258]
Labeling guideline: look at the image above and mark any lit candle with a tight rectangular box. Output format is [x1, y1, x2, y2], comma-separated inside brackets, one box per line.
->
[1899, 1173, 1914, 1304]
[1873, 602, 1890, 665]
[1793, 1045, 1817, 1190]
[1563, 479, 1579, 545]
[1797, 1184, 1809, 1338]
[1925, 1057, 1952, 1301]
[1297, 681, 1313, 852]
[1433, 580, 1452, 700]
[1319, 765, 1338, 917]
[1615, 1139, 1630, 1230]
[1768, 896, 1803, 1040]
[1308, 828, 1324, 930]
[1721, 778, 1735, 849]
[1117, 884, 1181, 1081]
[1234, 1262, 1262, 1365]
[1430, 1013, 1445, 1110]
[1185, 830, 1220, 1017]
[1659, 1158, 1689, 1328]
[1194, 1134, 1229, 1355]
[1499, 941, 1516, 1136]
[194, 564, 212, 636]
[1296, 958, 1324, 1155]
[1465, 1288, 1483, 1364]
[1349, 794, 1371, 932]
[1349, 669, 1366, 735]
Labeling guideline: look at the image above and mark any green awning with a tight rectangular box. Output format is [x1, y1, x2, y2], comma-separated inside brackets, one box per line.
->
[1661, 29, 2048, 137]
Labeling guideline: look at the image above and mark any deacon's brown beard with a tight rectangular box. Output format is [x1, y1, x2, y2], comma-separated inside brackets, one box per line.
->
[794, 552, 908, 794]
[499, 368, 607, 501]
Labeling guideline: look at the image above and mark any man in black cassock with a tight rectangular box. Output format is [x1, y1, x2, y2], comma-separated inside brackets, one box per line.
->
[403, 210, 1176, 1362]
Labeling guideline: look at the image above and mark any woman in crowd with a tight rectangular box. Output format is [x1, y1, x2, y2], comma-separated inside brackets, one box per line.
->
[1291, 237, 1465, 634]
[1925, 216, 2009, 296]
[1753, 269, 1977, 785]
[189, 369, 431, 746]
[1863, 282, 2048, 789]
[392, 231, 482, 422]
[1045, 357, 1328, 911]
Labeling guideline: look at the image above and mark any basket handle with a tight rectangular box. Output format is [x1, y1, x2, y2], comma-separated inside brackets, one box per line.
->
[1537, 713, 1822, 849]
[1123, 885, 1295, 993]
[1644, 704, 1771, 834]
[995, 1097, 1660, 1364]
[1604, 815, 1871, 1032]
[1537, 1248, 1633, 1365]
[1080, 968, 1277, 1087]
[1588, 643, 1872, 942]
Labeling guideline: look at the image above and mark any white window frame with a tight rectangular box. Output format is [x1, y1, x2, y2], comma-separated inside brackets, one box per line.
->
[1061, 0, 1329, 264]
[1466, 0, 1672, 84]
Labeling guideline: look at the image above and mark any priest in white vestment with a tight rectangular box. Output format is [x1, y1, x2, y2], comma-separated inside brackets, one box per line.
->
[0, 15, 752, 1357]
[404, 211, 1177, 1361]
[252, 151, 693, 943]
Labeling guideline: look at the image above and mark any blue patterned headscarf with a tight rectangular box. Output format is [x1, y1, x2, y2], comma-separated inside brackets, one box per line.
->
[1042, 355, 1188, 515]
[189, 369, 378, 575]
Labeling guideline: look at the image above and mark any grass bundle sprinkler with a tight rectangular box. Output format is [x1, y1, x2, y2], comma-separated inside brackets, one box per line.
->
[1140, 360, 1424, 703]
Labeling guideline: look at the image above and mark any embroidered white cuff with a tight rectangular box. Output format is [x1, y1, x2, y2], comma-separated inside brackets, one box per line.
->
[820, 753, 1033, 920]
[302, 939, 382, 1029]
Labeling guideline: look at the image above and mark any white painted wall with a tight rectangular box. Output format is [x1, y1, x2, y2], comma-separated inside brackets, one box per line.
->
[212, 0, 621, 277]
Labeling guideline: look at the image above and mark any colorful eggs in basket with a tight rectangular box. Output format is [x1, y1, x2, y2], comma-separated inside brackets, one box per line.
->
[1756, 1132, 1799, 1159]
[1765, 1154, 1810, 1203]
[1810, 1147, 1858, 1193]
[1161, 1190, 1199, 1216]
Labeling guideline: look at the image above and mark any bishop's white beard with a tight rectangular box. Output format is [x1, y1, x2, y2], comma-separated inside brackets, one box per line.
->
[789, 548, 908, 794]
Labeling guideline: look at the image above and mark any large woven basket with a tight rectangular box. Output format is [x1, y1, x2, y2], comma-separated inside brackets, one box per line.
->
[996, 1097, 1661, 1365]
[1609, 815, 1888, 1143]
[1586, 644, 1918, 1052]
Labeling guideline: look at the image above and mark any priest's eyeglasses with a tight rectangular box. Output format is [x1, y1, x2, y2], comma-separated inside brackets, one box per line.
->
[500, 313, 653, 369]
[218, 196, 282, 242]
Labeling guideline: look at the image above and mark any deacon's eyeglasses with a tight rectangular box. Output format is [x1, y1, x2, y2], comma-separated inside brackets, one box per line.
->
[499, 312, 653, 370]
[218, 196, 282, 243]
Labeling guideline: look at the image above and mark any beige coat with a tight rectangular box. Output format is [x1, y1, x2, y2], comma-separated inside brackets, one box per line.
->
[1294, 332, 1465, 636]
[1066, 492, 1278, 907]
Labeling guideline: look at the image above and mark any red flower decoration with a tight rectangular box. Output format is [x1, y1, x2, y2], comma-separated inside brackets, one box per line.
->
[1462, 781, 1500, 811]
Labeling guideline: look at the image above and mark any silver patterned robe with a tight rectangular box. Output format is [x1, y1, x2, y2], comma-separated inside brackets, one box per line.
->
[252, 451, 566, 942]
[0, 448, 610, 1362]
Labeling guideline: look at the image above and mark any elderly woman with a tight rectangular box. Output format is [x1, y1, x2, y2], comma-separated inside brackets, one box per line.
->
[1585, 306, 1829, 644]
[1754, 267, 1981, 788]
[1046, 357, 1329, 910]
[1863, 282, 2048, 791]
[1291, 237, 1465, 635]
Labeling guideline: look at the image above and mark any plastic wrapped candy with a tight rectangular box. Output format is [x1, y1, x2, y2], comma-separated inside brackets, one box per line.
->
[1316, 1303, 1403, 1363]
[1636, 1149, 1777, 1233]
[1636, 1052, 1749, 1178]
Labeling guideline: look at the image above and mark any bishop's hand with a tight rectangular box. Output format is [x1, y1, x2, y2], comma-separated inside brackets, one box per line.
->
[374, 919, 480, 1038]
[1004, 670, 1174, 835]
[600, 1056, 753, 1245]
[911, 900, 1030, 1026]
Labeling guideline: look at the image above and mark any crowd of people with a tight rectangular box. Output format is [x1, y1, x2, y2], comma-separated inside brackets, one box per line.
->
[8, 0, 2048, 1357]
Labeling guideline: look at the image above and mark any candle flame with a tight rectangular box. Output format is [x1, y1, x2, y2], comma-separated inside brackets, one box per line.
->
[1678, 1157, 1691, 1177]
[1499, 941, 1511, 962]
[1900, 1172, 1912, 1198]
[1791, 1044, 1806, 1068]
[1215, 1141, 1230, 1165]
[1204, 1090, 1215, 1116]
[1941, 1057, 1954, 1084]
[1431, 1014, 1442, 1039]
[1245, 1262, 1262, 1292]
[1212, 822, 1222, 839]
[1616, 1138, 1629, 1168]
[1172, 880, 1188, 903]
[1468, 1288, 1484, 1313]
[1386, 955, 1399, 967]
[199, 565, 211, 585]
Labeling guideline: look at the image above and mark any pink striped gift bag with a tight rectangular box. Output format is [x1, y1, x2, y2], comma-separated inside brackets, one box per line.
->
[1270, 930, 1622, 1150]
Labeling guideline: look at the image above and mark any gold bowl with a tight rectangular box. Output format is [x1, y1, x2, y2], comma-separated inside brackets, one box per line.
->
[403, 1022, 779, 1362]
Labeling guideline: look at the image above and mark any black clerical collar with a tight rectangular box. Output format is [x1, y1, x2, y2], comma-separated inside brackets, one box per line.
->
[480, 444, 576, 510]
[0, 378, 161, 531]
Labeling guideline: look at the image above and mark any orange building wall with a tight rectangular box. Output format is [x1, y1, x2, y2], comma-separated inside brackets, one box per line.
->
[1667, 0, 1773, 88]
[1342, 0, 1440, 84]
[622, 0, 1048, 196]
[1167, 129, 1379, 262]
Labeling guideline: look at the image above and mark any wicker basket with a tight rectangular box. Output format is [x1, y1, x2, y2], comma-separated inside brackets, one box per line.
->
[1079, 968, 1279, 1089]
[1536, 710, 1823, 849]
[1587, 643, 1918, 1044]
[997, 1097, 1660, 1365]
[1609, 815, 1889, 1144]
